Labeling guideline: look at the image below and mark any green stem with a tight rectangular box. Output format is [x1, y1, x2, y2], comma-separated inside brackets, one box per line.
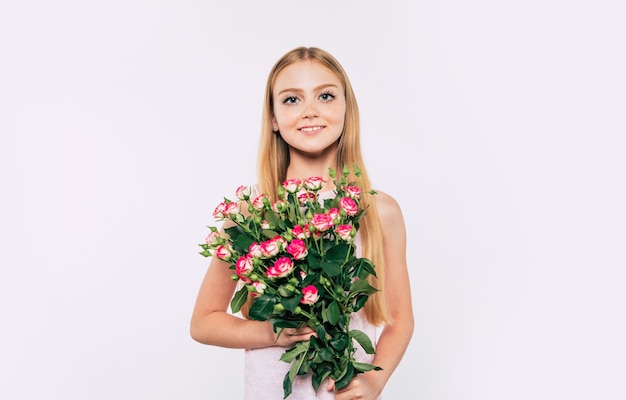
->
[298, 309, 315, 321]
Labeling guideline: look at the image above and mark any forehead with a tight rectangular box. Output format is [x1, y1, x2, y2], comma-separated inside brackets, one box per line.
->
[273, 60, 343, 92]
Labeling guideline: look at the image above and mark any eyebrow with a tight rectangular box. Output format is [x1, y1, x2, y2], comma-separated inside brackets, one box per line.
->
[276, 83, 340, 96]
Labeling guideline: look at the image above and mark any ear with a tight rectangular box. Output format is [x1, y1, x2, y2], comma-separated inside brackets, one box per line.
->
[271, 116, 278, 133]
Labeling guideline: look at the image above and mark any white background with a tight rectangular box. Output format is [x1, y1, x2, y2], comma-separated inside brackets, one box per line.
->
[2, 1, 625, 399]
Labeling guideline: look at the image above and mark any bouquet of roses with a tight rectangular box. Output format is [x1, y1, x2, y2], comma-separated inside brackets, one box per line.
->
[199, 165, 381, 399]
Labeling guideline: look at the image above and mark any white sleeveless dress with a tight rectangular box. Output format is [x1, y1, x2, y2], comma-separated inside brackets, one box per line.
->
[242, 189, 382, 399]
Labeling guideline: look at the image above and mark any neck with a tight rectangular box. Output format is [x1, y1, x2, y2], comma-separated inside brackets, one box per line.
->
[285, 150, 338, 189]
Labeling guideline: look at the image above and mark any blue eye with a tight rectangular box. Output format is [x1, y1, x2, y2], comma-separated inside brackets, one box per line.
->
[283, 96, 299, 105]
[319, 92, 335, 102]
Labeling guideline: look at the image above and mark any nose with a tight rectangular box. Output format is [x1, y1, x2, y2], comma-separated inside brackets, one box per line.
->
[301, 100, 319, 118]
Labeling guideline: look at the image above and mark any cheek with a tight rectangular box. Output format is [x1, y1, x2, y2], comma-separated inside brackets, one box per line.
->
[329, 109, 346, 128]
[273, 109, 297, 127]
[327, 103, 346, 122]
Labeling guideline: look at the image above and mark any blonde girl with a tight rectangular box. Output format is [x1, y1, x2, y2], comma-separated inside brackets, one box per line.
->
[191, 47, 414, 400]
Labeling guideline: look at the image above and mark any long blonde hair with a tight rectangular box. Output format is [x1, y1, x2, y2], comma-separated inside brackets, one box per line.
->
[255, 47, 392, 326]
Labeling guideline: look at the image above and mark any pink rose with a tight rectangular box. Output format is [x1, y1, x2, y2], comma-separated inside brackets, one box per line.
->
[215, 244, 233, 261]
[252, 194, 268, 210]
[273, 235, 287, 250]
[311, 213, 334, 232]
[338, 197, 358, 217]
[300, 285, 320, 305]
[328, 207, 341, 224]
[260, 238, 280, 258]
[212, 202, 227, 219]
[282, 178, 302, 193]
[251, 281, 266, 297]
[260, 236, 285, 257]
[235, 255, 253, 277]
[272, 200, 287, 212]
[223, 201, 240, 217]
[286, 239, 308, 260]
[304, 176, 324, 191]
[266, 257, 294, 278]
[342, 185, 361, 199]
[205, 231, 221, 247]
[249, 242, 262, 258]
[297, 191, 317, 205]
[235, 185, 251, 200]
[335, 224, 355, 242]
[291, 224, 310, 240]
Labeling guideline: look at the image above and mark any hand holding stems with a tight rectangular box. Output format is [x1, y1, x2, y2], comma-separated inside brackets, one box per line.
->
[327, 371, 385, 400]
[273, 324, 318, 347]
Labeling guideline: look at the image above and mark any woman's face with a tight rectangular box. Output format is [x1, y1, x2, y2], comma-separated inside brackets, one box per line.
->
[272, 60, 346, 158]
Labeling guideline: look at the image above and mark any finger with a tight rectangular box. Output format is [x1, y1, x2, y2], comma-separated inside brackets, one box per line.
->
[291, 333, 317, 343]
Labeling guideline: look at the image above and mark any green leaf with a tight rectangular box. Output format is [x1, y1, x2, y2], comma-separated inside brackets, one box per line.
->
[322, 198, 333, 211]
[311, 349, 323, 363]
[333, 362, 354, 390]
[352, 361, 383, 372]
[281, 294, 302, 312]
[315, 324, 327, 343]
[352, 257, 377, 280]
[307, 248, 322, 271]
[287, 194, 299, 224]
[248, 295, 275, 321]
[350, 329, 376, 354]
[283, 342, 309, 398]
[320, 260, 341, 277]
[358, 258, 377, 278]
[330, 334, 349, 351]
[312, 368, 331, 393]
[264, 209, 285, 231]
[317, 347, 334, 361]
[224, 226, 254, 252]
[233, 234, 254, 253]
[261, 229, 280, 239]
[224, 225, 244, 240]
[279, 341, 309, 363]
[326, 300, 340, 325]
[229, 286, 248, 314]
[351, 209, 367, 223]
[282, 371, 293, 399]
[269, 318, 301, 329]
[352, 294, 369, 312]
[325, 243, 349, 264]
[349, 279, 378, 295]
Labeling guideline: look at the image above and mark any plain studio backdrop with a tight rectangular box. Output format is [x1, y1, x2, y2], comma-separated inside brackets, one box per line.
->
[1, 1, 625, 399]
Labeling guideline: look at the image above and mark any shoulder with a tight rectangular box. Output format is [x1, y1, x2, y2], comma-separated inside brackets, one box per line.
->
[371, 190, 408, 262]
[371, 190, 405, 226]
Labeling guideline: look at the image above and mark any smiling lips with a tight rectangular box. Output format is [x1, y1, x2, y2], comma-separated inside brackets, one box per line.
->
[299, 126, 324, 133]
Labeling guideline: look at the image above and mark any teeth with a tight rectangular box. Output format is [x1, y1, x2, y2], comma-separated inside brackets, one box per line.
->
[301, 126, 322, 132]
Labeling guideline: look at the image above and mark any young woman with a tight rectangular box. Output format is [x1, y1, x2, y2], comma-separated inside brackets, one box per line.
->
[191, 47, 414, 400]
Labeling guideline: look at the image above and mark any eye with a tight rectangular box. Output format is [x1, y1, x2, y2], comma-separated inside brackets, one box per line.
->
[319, 92, 336, 102]
[282, 96, 299, 105]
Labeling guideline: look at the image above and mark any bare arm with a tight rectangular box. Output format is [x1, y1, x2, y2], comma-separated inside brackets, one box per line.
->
[369, 191, 415, 387]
